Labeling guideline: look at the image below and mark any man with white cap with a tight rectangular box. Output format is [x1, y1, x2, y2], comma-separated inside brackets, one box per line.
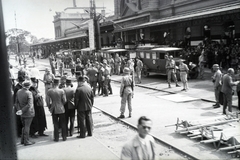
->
[212, 64, 222, 108]
[15, 80, 35, 146]
[118, 67, 134, 118]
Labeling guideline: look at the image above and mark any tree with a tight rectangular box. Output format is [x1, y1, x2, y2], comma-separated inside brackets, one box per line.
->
[5, 28, 37, 54]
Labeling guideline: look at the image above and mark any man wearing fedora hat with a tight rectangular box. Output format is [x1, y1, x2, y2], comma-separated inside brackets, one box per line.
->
[75, 76, 94, 138]
[46, 78, 67, 142]
[212, 64, 222, 108]
[63, 79, 76, 136]
[118, 67, 134, 118]
[15, 80, 35, 146]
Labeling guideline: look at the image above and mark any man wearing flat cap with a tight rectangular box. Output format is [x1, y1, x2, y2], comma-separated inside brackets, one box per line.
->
[63, 79, 76, 136]
[118, 67, 134, 119]
[75, 76, 94, 138]
[46, 78, 67, 142]
[212, 64, 222, 108]
[15, 80, 35, 146]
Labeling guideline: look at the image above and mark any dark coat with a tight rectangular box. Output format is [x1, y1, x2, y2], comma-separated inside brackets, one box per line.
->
[29, 86, 47, 133]
[15, 88, 35, 118]
[221, 74, 235, 95]
[63, 86, 75, 109]
[75, 83, 94, 111]
[87, 67, 98, 82]
[47, 87, 67, 114]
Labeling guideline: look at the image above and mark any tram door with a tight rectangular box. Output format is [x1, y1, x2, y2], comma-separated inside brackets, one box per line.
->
[157, 52, 167, 74]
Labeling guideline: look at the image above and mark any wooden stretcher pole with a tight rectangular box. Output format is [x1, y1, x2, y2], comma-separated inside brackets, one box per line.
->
[0, 1, 17, 159]
[175, 119, 238, 133]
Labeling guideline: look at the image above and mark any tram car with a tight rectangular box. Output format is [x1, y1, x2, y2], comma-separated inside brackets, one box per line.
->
[134, 47, 199, 79]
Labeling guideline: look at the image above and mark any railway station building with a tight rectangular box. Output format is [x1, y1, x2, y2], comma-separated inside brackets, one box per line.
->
[30, 0, 240, 57]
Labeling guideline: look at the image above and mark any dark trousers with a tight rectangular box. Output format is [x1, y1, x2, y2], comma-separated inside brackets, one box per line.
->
[21, 117, 33, 144]
[64, 107, 76, 136]
[98, 81, 103, 95]
[52, 113, 66, 141]
[238, 91, 240, 111]
[77, 110, 93, 138]
[89, 81, 97, 96]
[222, 93, 232, 114]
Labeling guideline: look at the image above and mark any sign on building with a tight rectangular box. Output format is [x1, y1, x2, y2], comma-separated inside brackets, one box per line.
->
[88, 19, 95, 50]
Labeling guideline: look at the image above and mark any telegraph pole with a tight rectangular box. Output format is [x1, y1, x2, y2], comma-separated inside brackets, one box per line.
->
[15, 11, 20, 56]
[90, 0, 101, 51]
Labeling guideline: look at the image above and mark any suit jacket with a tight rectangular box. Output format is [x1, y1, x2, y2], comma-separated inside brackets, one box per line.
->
[75, 83, 94, 112]
[121, 135, 155, 160]
[213, 69, 222, 89]
[47, 87, 66, 114]
[63, 86, 75, 109]
[87, 67, 98, 82]
[221, 74, 235, 95]
[15, 88, 35, 118]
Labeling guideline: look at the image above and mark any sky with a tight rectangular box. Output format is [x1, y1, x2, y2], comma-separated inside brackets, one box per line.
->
[2, 0, 114, 39]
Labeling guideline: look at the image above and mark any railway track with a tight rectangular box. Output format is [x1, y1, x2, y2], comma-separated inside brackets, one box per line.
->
[92, 106, 195, 160]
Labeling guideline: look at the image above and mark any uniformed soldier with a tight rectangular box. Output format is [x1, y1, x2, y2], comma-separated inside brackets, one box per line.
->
[87, 62, 99, 96]
[118, 67, 134, 119]
[103, 62, 113, 96]
[165, 55, 180, 88]
[135, 57, 143, 84]
[43, 68, 55, 104]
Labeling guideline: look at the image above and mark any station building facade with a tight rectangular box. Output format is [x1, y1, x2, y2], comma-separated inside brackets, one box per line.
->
[31, 0, 240, 56]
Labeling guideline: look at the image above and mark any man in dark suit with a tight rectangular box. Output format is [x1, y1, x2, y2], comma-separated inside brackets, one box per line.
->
[15, 80, 35, 146]
[46, 78, 67, 142]
[87, 63, 98, 96]
[221, 68, 239, 115]
[63, 79, 76, 136]
[75, 76, 94, 138]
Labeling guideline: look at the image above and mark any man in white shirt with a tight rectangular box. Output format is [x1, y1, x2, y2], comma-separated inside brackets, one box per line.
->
[121, 116, 155, 160]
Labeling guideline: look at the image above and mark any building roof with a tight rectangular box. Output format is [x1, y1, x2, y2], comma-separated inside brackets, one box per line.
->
[114, 3, 240, 32]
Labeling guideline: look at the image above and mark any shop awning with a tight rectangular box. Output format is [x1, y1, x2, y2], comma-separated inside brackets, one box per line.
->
[31, 34, 87, 46]
[114, 3, 240, 32]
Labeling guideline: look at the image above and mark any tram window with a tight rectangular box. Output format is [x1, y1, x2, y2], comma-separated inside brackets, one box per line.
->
[159, 53, 165, 59]
[146, 53, 150, 59]
[152, 52, 156, 59]
[140, 52, 144, 58]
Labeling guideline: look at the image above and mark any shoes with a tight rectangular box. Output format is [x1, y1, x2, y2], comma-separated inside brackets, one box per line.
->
[39, 133, 48, 137]
[214, 105, 220, 108]
[103, 95, 108, 97]
[181, 89, 186, 91]
[24, 141, 35, 146]
[109, 93, 113, 95]
[212, 104, 217, 106]
[63, 137, 67, 141]
[77, 135, 85, 138]
[87, 134, 92, 137]
[54, 139, 59, 142]
[168, 85, 171, 88]
[129, 114, 131, 118]
[30, 134, 38, 138]
[118, 115, 125, 119]
[176, 84, 181, 87]
[21, 141, 24, 144]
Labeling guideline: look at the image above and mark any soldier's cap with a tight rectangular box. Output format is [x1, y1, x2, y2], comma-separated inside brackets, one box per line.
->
[212, 64, 219, 68]
[53, 78, 60, 84]
[30, 77, 38, 83]
[123, 67, 130, 74]
[66, 78, 72, 84]
[22, 80, 31, 88]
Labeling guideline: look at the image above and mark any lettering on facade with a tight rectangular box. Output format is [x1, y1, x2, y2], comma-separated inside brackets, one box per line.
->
[88, 19, 95, 50]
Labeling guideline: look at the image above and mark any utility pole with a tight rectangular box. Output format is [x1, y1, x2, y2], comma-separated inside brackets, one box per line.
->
[15, 11, 20, 56]
[90, 0, 101, 51]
